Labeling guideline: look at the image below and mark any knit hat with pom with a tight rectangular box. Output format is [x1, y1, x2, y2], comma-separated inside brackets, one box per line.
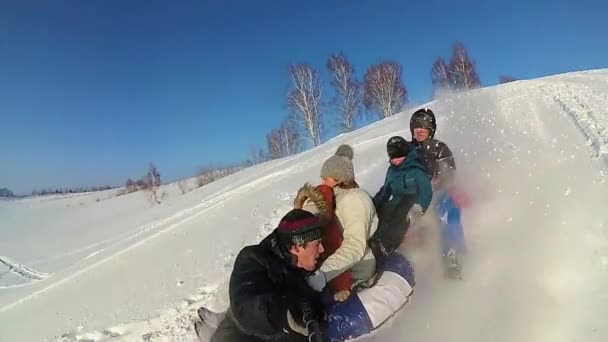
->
[320, 144, 355, 183]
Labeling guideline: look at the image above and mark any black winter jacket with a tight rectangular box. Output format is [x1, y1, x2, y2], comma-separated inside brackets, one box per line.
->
[224, 230, 323, 341]
[411, 139, 456, 184]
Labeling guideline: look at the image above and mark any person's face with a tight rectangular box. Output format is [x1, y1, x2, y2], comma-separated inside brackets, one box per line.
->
[413, 127, 430, 142]
[290, 239, 324, 271]
[321, 177, 340, 187]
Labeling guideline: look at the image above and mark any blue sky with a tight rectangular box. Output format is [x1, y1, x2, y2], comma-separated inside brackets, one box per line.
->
[1, 0, 607, 194]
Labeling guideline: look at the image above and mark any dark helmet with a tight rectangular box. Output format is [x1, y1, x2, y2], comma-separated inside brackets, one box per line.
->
[386, 135, 409, 159]
[410, 108, 437, 139]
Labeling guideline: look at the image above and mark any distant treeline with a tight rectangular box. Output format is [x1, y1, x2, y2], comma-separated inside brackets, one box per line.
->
[31, 185, 115, 196]
[0, 188, 14, 197]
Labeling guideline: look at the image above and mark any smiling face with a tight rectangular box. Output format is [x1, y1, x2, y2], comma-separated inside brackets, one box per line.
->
[290, 239, 324, 271]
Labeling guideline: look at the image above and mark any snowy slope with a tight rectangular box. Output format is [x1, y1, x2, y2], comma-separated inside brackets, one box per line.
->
[1, 69, 607, 342]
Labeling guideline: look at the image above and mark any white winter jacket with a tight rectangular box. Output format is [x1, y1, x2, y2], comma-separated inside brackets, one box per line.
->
[319, 186, 378, 285]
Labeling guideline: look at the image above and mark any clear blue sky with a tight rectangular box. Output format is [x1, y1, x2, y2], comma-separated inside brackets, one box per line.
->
[1, 0, 606, 194]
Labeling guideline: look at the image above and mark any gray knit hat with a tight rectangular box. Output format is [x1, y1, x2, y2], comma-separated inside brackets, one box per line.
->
[320, 144, 355, 182]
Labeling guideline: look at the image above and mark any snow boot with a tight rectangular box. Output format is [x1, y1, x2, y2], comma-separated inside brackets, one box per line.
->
[443, 248, 462, 280]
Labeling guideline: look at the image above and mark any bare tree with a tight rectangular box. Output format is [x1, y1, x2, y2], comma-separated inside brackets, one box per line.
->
[0, 188, 14, 197]
[178, 181, 189, 194]
[266, 129, 283, 160]
[125, 178, 135, 190]
[195, 164, 244, 188]
[431, 57, 453, 97]
[280, 116, 301, 156]
[327, 53, 361, 133]
[449, 42, 481, 91]
[266, 116, 302, 160]
[287, 64, 323, 146]
[363, 61, 407, 119]
[196, 174, 205, 187]
[248, 146, 266, 166]
[499, 75, 517, 84]
[145, 162, 161, 204]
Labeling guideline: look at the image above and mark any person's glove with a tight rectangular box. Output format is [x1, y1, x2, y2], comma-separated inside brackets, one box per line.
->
[306, 270, 327, 292]
[408, 203, 424, 226]
[333, 290, 350, 302]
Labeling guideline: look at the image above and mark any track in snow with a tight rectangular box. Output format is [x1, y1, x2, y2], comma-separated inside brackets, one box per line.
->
[537, 78, 608, 165]
[0, 256, 50, 282]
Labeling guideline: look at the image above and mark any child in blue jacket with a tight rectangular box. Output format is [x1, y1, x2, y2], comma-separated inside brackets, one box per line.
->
[373, 136, 433, 213]
[369, 136, 433, 259]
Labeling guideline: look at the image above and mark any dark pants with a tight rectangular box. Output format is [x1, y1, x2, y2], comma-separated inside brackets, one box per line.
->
[370, 196, 416, 266]
[211, 310, 308, 342]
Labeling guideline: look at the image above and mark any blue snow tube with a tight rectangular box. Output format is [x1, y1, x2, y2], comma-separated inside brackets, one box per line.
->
[326, 252, 415, 342]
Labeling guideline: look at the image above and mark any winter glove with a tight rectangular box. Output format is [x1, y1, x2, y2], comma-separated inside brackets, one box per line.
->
[306, 270, 327, 292]
[333, 290, 351, 302]
[408, 203, 424, 226]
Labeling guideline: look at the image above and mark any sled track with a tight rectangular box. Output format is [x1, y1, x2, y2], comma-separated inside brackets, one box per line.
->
[538, 81, 608, 166]
[0, 256, 50, 282]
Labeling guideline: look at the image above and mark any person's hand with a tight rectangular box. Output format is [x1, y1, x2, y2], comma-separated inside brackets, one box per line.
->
[408, 204, 424, 226]
[306, 270, 327, 292]
[333, 290, 350, 302]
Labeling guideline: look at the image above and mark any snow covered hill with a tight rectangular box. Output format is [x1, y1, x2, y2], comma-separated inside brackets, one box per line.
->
[1, 69, 607, 342]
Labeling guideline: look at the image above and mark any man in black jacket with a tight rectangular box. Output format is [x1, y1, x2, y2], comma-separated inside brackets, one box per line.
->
[408, 108, 466, 279]
[409, 108, 456, 190]
[209, 208, 327, 342]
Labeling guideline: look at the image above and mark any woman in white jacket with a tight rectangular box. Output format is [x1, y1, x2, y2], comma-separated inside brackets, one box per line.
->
[306, 144, 379, 293]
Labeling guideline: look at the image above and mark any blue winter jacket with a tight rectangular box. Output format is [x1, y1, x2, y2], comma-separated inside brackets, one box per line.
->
[373, 146, 433, 213]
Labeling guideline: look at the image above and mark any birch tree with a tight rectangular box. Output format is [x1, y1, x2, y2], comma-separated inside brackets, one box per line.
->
[363, 61, 407, 119]
[431, 57, 453, 97]
[327, 53, 361, 133]
[449, 42, 481, 90]
[287, 64, 323, 146]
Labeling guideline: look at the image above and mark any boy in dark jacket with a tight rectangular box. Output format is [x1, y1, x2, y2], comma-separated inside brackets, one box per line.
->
[206, 209, 327, 342]
[369, 136, 433, 261]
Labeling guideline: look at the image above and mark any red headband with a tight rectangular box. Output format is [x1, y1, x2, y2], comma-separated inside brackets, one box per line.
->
[278, 216, 319, 232]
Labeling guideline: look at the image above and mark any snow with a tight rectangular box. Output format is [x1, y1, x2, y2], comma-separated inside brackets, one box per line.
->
[1, 69, 608, 341]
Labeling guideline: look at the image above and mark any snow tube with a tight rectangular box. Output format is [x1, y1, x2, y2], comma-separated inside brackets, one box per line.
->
[326, 252, 415, 342]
